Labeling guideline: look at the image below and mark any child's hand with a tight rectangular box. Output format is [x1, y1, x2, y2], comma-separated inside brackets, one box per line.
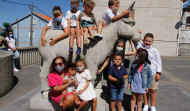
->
[41, 38, 47, 47]
[68, 79, 75, 85]
[156, 73, 161, 81]
[49, 38, 57, 46]
[138, 29, 142, 34]
[78, 90, 83, 95]
[97, 69, 102, 75]
[75, 82, 78, 87]
[122, 10, 130, 16]
[128, 83, 131, 90]
[145, 88, 149, 93]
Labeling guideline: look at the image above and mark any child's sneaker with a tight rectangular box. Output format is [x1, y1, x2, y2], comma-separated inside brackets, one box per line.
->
[83, 39, 88, 45]
[76, 48, 81, 55]
[88, 36, 95, 40]
[95, 33, 103, 38]
[69, 48, 73, 53]
[14, 68, 19, 72]
[150, 106, 156, 111]
[143, 105, 149, 111]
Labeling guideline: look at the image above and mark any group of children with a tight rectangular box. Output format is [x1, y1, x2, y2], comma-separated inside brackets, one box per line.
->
[43, 0, 162, 111]
[41, 0, 130, 55]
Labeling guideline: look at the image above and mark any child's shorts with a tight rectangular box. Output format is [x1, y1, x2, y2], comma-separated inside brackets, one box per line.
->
[110, 87, 124, 101]
[150, 74, 159, 89]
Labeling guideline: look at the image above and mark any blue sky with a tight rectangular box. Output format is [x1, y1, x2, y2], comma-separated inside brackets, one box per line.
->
[0, 0, 82, 28]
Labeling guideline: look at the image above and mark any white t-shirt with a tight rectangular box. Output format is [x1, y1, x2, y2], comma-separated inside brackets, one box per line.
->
[6, 37, 16, 50]
[47, 17, 68, 30]
[65, 10, 81, 27]
[102, 8, 119, 25]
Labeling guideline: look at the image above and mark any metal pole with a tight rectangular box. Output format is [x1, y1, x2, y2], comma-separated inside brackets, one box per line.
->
[30, 1, 33, 46]
[17, 18, 19, 47]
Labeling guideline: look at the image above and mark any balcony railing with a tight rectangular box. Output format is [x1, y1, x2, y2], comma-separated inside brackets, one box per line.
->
[17, 46, 41, 67]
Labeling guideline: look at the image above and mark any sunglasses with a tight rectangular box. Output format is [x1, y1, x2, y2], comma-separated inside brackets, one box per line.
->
[55, 63, 63, 66]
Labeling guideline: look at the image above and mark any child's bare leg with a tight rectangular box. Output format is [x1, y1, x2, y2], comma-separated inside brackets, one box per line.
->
[143, 91, 149, 105]
[76, 100, 89, 111]
[92, 97, 97, 111]
[150, 89, 157, 106]
[117, 100, 122, 111]
[137, 94, 144, 111]
[97, 20, 104, 34]
[110, 100, 115, 111]
[131, 92, 137, 111]
[75, 28, 81, 48]
[88, 26, 94, 38]
[69, 28, 75, 50]
[72, 90, 80, 105]
[83, 28, 88, 45]
[60, 90, 68, 106]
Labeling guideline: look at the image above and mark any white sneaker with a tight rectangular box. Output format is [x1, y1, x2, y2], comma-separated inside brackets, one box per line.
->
[143, 105, 149, 111]
[14, 68, 19, 72]
[95, 33, 103, 38]
[150, 107, 156, 111]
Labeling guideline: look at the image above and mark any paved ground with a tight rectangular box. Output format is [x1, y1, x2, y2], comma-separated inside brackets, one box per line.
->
[0, 57, 190, 111]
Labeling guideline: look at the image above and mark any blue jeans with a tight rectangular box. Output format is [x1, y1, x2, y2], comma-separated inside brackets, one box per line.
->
[110, 87, 124, 101]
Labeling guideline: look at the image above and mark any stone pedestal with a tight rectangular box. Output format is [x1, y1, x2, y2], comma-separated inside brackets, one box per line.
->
[0, 50, 13, 97]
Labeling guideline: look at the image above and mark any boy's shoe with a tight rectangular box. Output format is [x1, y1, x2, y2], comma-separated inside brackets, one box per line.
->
[83, 39, 88, 45]
[69, 48, 73, 53]
[76, 48, 81, 55]
[150, 107, 156, 111]
[95, 33, 103, 38]
[143, 105, 149, 111]
[88, 36, 95, 40]
[14, 68, 19, 72]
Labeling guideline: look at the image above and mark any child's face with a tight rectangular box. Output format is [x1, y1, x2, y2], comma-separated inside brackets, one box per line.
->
[85, 6, 94, 13]
[117, 42, 124, 48]
[113, 55, 122, 66]
[69, 69, 76, 77]
[143, 37, 153, 48]
[71, 1, 79, 10]
[111, 3, 119, 13]
[76, 62, 85, 72]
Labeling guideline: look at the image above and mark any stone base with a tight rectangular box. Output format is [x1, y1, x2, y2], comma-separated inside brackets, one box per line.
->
[30, 89, 108, 111]
[30, 91, 59, 111]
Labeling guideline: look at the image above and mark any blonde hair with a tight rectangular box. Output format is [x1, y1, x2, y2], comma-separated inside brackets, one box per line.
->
[84, 0, 95, 8]
[108, 0, 119, 7]
[75, 58, 87, 69]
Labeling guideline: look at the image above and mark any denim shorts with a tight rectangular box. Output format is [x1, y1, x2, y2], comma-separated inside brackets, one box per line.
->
[9, 50, 20, 59]
[110, 87, 124, 101]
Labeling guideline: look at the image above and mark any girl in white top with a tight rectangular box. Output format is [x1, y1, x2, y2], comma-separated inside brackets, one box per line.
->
[75, 58, 97, 111]
[6, 31, 20, 72]
[65, 0, 82, 55]
[41, 6, 69, 47]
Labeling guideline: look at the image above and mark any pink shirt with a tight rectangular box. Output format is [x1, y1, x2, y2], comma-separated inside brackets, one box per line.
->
[48, 72, 63, 104]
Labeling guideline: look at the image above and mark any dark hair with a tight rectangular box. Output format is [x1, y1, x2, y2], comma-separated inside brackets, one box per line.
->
[50, 56, 68, 73]
[52, 6, 62, 17]
[68, 64, 76, 71]
[134, 48, 151, 65]
[108, 0, 119, 7]
[144, 33, 154, 39]
[113, 53, 123, 60]
[111, 39, 125, 59]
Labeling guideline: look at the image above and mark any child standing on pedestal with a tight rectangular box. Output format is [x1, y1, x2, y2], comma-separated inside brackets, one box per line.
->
[108, 54, 128, 111]
[95, 0, 130, 38]
[128, 48, 152, 111]
[66, 0, 82, 55]
[77, 0, 97, 45]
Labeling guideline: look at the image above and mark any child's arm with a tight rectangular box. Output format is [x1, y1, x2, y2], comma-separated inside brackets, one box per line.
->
[49, 26, 69, 46]
[92, 14, 97, 30]
[97, 57, 110, 74]
[62, 78, 71, 84]
[41, 25, 50, 47]
[78, 80, 90, 95]
[76, 14, 81, 29]
[112, 10, 130, 22]
[155, 50, 162, 81]
[108, 75, 117, 82]
[52, 79, 75, 92]
[125, 39, 136, 56]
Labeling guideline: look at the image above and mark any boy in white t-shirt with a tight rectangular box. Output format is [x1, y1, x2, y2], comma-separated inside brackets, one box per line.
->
[95, 0, 130, 38]
[66, 0, 82, 55]
[41, 6, 69, 47]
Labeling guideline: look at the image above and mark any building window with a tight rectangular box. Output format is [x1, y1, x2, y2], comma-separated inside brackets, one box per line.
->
[33, 18, 37, 25]
[186, 16, 190, 29]
[29, 31, 35, 38]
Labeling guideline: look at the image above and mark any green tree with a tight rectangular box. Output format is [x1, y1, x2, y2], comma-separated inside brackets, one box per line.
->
[1, 22, 12, 37]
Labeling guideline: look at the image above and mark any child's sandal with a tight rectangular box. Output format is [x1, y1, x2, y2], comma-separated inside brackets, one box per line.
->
[83, 39, 88, 45]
